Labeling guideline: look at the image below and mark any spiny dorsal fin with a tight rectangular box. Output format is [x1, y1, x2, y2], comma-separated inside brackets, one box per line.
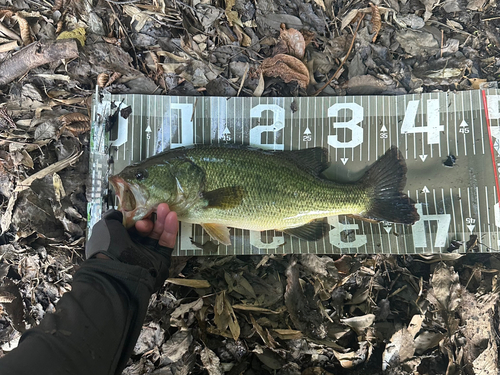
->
[283, 219, 330, 241]
[275, 148, 329, 177]
[201, 223, 231, 245]
[204, 186, 245, 209]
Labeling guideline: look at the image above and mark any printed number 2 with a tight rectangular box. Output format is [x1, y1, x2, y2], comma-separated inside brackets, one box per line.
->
[401, 99, 444, 145]
[327, 103, 364, 148]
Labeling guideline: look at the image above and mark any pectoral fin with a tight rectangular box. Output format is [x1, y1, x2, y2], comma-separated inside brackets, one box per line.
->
[201, 223, 231, 245]
[283, 219, 330, 241]
[204, 186, 245, 209]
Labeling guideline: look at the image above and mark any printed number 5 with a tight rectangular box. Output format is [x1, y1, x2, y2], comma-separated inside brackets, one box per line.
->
[327, 103, 364, 148]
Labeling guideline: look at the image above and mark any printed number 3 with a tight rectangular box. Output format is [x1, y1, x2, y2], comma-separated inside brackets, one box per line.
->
[327, 103, 364, 148]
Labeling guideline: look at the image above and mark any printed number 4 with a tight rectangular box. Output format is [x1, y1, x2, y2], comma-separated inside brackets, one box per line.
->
[401, 99, 444, 145]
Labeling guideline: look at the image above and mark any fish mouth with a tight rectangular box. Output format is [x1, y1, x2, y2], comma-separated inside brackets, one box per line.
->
[109, 175, 150, 228]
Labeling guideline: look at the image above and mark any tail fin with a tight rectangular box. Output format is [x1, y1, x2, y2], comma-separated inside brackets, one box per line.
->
[361, 146, 419, 224]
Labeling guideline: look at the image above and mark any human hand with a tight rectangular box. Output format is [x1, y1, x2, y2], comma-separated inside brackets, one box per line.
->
[134, 203, 178, 249]
[85, 204, 179, 291]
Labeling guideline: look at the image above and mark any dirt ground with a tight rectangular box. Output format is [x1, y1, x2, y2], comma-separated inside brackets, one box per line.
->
[0, 0, 500, 374]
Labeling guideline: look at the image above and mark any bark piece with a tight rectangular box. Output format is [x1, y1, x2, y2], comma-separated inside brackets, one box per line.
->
[0, 40, 79, 87]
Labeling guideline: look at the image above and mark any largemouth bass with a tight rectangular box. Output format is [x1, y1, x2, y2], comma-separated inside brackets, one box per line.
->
[109, 145, 419, 245]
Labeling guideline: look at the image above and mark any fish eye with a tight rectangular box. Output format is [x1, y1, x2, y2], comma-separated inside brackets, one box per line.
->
[135, 170, 148, 181]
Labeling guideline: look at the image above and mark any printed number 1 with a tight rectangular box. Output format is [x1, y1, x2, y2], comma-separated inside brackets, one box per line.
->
[401, 99, 444, 145]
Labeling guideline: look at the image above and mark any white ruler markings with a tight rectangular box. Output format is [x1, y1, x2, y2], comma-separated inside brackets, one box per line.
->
[104, 92, 499, 254]
[470, 90, 476, 156]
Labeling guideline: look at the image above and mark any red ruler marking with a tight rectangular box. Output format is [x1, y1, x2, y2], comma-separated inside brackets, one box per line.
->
[482, 90, 500, 202]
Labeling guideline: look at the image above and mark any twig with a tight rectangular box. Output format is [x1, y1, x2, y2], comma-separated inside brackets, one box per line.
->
[237, 63, 249, 97]
[0, 40, 79, 86]
[104, 0, 140, 3]
[440, 29, 444, 58]
[313, 13, 365, 97]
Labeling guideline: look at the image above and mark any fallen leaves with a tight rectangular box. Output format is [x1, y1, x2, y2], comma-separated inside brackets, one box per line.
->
[260, 54, 309, 89]
[166, 278, 211, 288]
[56, 27, 86, 47]
[276, 24, 306, 59]
[369, 3, 381, 43]
[13, 14, 32, 46]
[214, 291, 240, 341]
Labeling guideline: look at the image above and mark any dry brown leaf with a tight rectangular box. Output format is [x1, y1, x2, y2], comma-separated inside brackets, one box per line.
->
[0, 108, 16, 129]
[233, 24, 251, 47]
[278, 24, 306, 59]
[407, 314, 424, 338]
[469, 78, 488, 90]
[369, 3, 381, 43]
[383, 328, 415, 370]
[225, 0, 242, 27]
[232, 305, 279, 314]
[52, 0, 65, 11]
[200, 347, 223, 375]
[0, 41, 19, 53]
[250, 314, 277, 349]
[260, 54, 309, 89]
[341, 9, 360, 31]
[171, 298, 204, 319]
[429, 263, 461, 312]
[14, 14, 33, 46]
[106, 72, 122, 87]
[273, 329, 302, 340]
[62, 121, 90, 136]
[414, 331, 444, 354]
[102, 36, 121, 46]
[0, 9, 15, 19]
[20, 149, 33, 169]
[52, 172, 66, 203]
[253, 71, 265, 97]
[60, 113, 90, 126]
[340, 314, 375, 334]
[332, 348, 362, 369]
[56, 19, 63, 34]
[97, 73, 109, 88]
[167, 278, 211, 288]
[214, 291, 240, 341]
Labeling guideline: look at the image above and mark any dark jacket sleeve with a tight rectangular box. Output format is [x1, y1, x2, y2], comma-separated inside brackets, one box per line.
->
[0, 258, 156, 375]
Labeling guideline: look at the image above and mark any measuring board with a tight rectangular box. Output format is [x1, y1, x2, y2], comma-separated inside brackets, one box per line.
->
[89, 90, 500, 256]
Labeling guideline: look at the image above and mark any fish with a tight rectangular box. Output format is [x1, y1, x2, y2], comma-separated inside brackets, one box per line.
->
[109, 144, 419, 245]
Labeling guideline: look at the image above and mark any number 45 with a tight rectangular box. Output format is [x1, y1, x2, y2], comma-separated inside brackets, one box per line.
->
[401, 99, 444, 145]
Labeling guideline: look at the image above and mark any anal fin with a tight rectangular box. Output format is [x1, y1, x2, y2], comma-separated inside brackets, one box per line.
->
[201, 223, 231, 245]
[283, 220, 329, 241]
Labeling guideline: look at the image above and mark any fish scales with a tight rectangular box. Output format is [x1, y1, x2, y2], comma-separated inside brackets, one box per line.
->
[109, 144, 418, 245]
[180, 146, 369, 230]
